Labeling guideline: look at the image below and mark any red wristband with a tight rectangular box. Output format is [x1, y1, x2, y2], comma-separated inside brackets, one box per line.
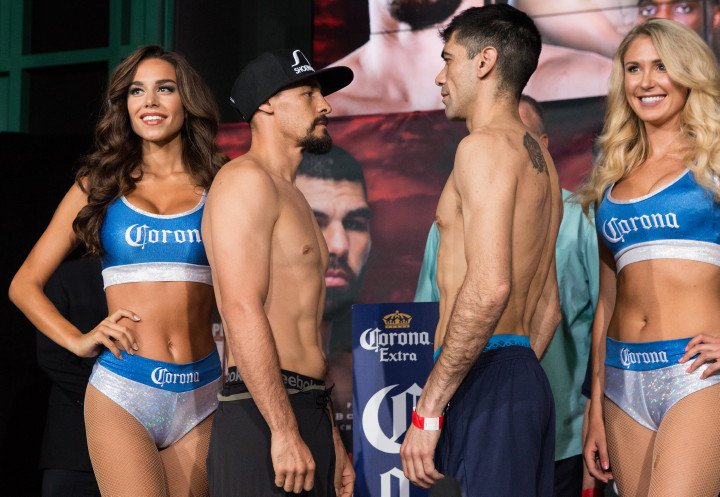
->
[412, 408, 444, 431]
[581, 489, 603, 497]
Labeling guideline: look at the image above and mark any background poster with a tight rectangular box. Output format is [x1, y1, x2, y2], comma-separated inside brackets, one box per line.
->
[352, 302, 438, 497]
[315, 0, 720, 115]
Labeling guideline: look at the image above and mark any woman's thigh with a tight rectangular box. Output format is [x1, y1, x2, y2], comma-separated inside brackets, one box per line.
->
[84, 384, 167, 497]
[160, 413, 214, 497]
[649, 383, 720, 497]
[603, 397, 656, 497]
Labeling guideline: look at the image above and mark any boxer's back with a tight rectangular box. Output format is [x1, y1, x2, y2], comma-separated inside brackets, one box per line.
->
[434, 124, 561, 350]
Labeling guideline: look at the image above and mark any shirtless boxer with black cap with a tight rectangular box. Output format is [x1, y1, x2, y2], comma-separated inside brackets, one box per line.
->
[203, 49, 354, 496]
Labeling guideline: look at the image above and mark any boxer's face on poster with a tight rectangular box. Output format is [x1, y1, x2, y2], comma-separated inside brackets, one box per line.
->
[636, 1, 703, 33]
[385, 0, 462, 30]
[296, 177, 371, 315]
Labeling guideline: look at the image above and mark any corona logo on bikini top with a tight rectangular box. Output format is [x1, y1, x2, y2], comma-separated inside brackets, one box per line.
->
[601, 212, 680, 244]
[361, 383, 423, 454]
[124, 224, 203, 249]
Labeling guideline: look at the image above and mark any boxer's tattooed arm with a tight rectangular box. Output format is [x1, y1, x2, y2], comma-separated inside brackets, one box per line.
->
[524, 132, 547, 174]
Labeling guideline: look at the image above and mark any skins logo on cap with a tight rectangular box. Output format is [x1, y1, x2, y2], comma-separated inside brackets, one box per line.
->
[291, 49, 314, 75]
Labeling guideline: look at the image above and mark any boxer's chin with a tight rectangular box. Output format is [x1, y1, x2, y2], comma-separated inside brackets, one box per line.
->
[301, 132, 332, 155]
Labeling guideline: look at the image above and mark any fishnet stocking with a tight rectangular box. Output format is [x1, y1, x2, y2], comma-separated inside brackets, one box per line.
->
[85, 384, 168, 497]
[604, 383, 720, 497]
[648, 383, 720, 497]
[85, 384, 213, 497]
[161, 414, 213, 497]
[603, 397, 655, 497]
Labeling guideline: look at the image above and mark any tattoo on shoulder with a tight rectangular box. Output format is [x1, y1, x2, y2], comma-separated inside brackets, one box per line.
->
[523, 132, 547, 174]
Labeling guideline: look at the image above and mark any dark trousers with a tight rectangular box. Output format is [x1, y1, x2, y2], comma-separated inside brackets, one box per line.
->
[438, 346, 556, 497]
[208, 389, 335, 497]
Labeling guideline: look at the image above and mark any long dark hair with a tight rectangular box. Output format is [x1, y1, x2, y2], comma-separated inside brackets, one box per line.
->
[73, 45, 226, 255]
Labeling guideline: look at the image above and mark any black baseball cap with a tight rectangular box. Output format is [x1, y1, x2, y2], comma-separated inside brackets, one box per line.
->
[229, 49, 354, 122]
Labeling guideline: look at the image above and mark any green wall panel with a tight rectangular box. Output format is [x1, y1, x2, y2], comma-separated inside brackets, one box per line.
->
[0, 72, 8, 130]
[1, 0, 174, 132]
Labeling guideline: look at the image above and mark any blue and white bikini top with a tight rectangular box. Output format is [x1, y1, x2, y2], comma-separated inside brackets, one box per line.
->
[596, 169, 720, 272]
[99, 193, 212, 289]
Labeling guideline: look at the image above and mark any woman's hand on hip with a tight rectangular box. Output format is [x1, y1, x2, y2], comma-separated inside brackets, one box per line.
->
[71, 308, 140, 359]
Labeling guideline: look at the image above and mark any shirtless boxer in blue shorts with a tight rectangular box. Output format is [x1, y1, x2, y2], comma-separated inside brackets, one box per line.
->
[400, 6, 562, 496]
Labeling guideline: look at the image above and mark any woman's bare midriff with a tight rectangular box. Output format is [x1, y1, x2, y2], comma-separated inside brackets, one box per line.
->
[608, 259, 720, 342]
[105, 281, 215, 363]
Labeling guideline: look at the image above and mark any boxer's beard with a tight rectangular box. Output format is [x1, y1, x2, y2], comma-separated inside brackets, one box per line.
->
[324, 255, 363, 318]
[300, 116, 332, 154]
[387, 0, 461, 30]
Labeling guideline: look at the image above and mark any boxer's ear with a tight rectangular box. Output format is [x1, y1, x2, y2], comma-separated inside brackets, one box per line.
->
[257, 99, 274, 116]
[476, 47, 497, 80]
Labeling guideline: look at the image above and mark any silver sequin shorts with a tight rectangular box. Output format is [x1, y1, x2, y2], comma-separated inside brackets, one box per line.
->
[89, 348, 221, 448]
[605, 336, 720, 431]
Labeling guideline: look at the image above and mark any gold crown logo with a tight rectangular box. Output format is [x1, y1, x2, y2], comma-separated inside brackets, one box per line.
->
[383, 310, 412, 329]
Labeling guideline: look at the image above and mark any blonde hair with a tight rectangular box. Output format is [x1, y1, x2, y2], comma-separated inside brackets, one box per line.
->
[577, 19, 720, 214]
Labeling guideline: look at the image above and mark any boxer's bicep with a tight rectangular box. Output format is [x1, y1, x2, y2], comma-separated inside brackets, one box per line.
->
[207, 166, 279, 314]
[455, 135, 517, 294]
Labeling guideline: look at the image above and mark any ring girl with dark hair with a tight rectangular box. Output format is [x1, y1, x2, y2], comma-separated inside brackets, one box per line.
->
[10, 45, 226, 496]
